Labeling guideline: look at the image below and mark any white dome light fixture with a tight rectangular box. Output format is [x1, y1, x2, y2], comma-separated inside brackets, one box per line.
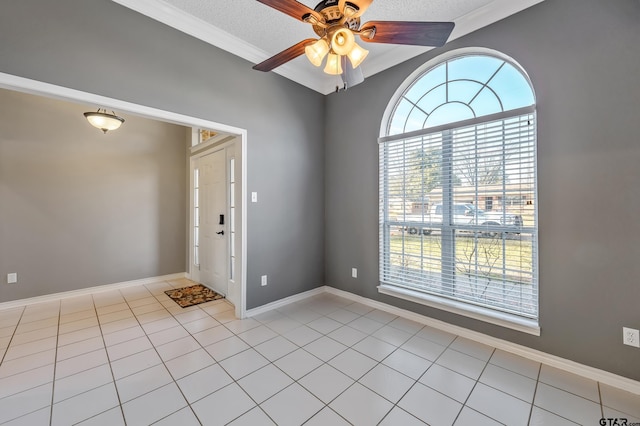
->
[84, 108, 125, 134]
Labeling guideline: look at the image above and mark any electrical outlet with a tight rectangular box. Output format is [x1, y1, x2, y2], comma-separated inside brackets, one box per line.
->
[7, 273, 17, 284]
[261, 275, 267, 286]
[623, 327, 640, 348]
[351, 268, 358, 278]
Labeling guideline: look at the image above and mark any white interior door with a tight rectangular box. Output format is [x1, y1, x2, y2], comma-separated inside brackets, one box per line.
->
[197, 150, 227, 296]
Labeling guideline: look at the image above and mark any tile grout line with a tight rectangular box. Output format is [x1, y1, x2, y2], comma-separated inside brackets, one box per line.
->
[0, 306, 27, 367]
[48, 300, 62, 426]
[91, 290, 128, 425]
[597, 381, 604, 419]
[526, 361, 543, 426]
[448, 345, 497, 426]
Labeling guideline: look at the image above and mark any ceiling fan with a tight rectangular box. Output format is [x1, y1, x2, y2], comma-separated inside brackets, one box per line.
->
[253, 0, 455, 90]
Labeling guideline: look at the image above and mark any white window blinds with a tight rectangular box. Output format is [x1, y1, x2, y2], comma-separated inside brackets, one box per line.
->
[379, 110, 538, 319]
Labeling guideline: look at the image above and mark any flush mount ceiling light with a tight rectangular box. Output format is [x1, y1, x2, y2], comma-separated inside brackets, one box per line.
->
[83, 108, 125, 134]
[253, 0, 455, 91]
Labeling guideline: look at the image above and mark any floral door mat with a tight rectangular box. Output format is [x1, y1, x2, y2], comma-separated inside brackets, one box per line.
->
[164, 284, 224, 308]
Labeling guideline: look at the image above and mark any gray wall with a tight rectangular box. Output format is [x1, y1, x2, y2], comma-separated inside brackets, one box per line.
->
[0, 0, 326, 308]
[325, 0, 640, 380]
[0, 89, 187, 300]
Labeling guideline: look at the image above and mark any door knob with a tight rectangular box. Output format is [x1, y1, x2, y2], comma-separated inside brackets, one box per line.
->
[216, 230, 224, 235]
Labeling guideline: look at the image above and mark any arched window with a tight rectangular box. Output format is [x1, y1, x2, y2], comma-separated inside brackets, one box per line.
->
[379, 50, 538, 332]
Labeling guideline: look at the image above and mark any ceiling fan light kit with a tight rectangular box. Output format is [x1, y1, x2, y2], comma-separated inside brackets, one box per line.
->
[305, 25, 367, 75]
[254, 0, 455, 90]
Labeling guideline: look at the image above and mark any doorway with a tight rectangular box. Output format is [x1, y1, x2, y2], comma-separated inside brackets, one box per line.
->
[0, 72, 248, 319]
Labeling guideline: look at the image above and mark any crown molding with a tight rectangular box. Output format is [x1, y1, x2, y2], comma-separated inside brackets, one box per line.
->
[111, 0, 264, 64]
[110, 0, 328, 93]
[450, 0, 546, 42]
[111, 0, 545, 95]
[360, 0, 545, 81]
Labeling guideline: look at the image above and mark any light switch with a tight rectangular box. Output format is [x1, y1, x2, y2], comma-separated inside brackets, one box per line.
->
[251, 192, 258, 203]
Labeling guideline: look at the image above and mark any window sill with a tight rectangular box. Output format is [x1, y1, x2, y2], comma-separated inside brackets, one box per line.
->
[377, 284, 540, 336]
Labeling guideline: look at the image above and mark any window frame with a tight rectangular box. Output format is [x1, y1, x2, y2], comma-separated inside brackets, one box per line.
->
[378, 48, 539, 335]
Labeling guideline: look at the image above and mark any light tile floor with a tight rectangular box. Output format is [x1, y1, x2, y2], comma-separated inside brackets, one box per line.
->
[0, 278, 639, 425]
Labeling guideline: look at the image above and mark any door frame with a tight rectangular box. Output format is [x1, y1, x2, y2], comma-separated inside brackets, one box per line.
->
[0, 72, 248, 319]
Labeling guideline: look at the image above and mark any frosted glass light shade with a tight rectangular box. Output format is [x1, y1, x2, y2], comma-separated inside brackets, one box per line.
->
[84, 110, 124, 134]
[304, 39, 329, 67]
[331, 28, 356, 56]
[324, 53, 343, 75]
[347, 43, 369, 68]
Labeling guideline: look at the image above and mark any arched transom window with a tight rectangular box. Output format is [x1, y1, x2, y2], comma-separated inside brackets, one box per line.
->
[389, 55, 535, 135]
[379, 51, 539, 332]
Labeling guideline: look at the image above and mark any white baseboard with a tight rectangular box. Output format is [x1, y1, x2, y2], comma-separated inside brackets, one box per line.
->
[323, 286, 640, 396]
[0, 272, 188, 311]
[245, 286, 328, 318]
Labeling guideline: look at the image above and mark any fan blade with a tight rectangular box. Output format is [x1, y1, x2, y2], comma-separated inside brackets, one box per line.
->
[341, 56, 364, 89]
[253, 38, 317, 72]
[348, 0, 373, 18]
[359, 21, 454, 47]
[256, 0, 323, 23]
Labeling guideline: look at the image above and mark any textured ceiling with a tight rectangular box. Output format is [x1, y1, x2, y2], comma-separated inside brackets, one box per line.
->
[162, 0, 491, 52]
[112, 0, 544, 94]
